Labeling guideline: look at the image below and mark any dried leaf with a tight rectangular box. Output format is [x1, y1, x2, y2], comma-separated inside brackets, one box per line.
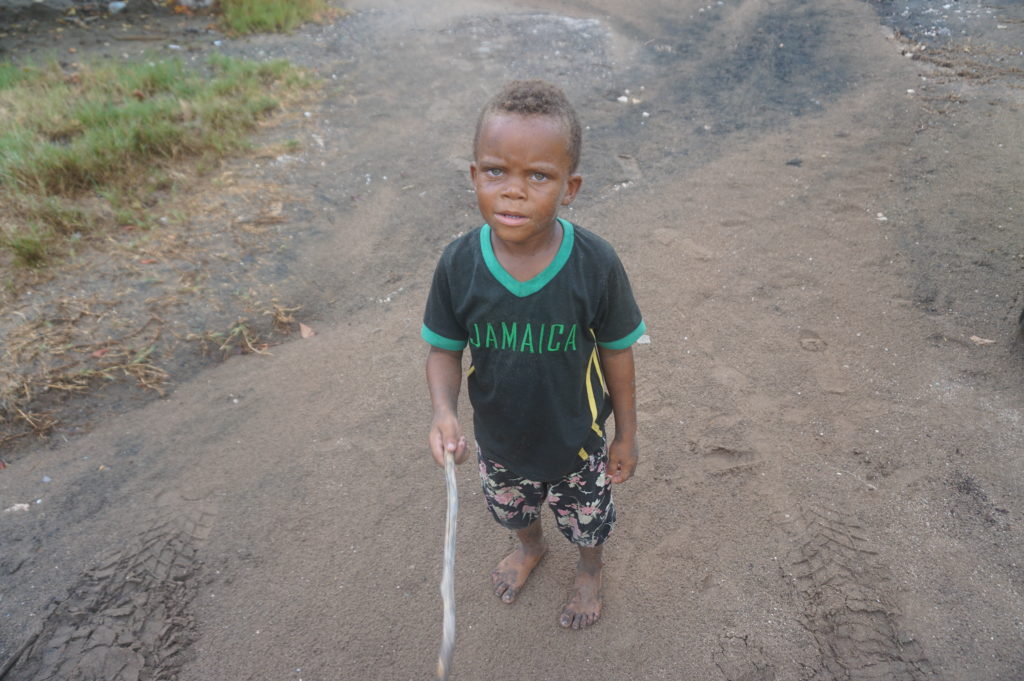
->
[299, 322, 316, 339]
[969, 335, 996, 346]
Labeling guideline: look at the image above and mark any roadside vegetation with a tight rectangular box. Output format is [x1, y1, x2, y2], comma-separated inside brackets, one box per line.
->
[0, 44, 322, 451]
[217, 0, 336, 34]
[0, 54, 314, 267]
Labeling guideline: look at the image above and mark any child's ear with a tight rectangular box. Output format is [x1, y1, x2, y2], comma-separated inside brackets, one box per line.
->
[561, 174, 583, 206]
[469, 162, 478, 183]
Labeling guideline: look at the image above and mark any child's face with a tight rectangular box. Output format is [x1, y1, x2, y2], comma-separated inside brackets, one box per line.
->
[471, 113, 582, 247]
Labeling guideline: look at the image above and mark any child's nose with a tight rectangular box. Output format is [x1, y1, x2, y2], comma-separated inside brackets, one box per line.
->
[500, 176, 526, 199]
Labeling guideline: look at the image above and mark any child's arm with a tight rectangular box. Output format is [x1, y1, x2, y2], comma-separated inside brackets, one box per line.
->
[598, 346, 639, 483]
[426, 346, 469, 467]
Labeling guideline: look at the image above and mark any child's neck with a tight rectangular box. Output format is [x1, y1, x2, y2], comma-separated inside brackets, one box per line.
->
[491, 220, 563, 283]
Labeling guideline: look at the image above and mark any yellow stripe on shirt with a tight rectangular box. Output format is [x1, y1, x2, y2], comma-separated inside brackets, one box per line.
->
[584, 346, 604, 440]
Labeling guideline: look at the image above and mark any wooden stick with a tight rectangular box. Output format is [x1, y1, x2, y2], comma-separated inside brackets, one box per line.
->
[437, 449, 458, 680]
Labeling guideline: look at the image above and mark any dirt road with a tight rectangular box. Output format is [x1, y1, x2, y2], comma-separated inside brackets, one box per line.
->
[2, 1, 1023, 679]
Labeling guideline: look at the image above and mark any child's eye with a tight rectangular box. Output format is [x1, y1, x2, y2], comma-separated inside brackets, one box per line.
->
[486, 168, 503, 177]
[531, 172, 548, 181]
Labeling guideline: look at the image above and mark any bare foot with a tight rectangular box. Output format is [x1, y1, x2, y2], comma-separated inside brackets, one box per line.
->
[559, 560, 602, 629]
[491, 543, 547, 604]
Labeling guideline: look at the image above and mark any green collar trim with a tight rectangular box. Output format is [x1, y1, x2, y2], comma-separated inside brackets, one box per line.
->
[480, 218, 574, 298]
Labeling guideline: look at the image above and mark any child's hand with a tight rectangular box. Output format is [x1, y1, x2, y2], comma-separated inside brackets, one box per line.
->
[606, 436, 638, 483]
[429, 411, 468, 467]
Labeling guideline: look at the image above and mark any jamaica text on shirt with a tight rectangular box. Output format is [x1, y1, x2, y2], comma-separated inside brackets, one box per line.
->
[468, 321, 579, 354]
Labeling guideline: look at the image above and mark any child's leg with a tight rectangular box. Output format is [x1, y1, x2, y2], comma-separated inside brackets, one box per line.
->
[547, 446, 615, 629]
[477, 451, 548, 604]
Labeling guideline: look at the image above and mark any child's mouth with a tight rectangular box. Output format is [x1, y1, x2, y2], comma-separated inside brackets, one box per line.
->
[496, 213, 528, 225]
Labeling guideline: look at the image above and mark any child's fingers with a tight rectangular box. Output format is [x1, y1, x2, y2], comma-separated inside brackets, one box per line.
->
[430, 429, 453, 463]
[430, 413, 466, 466]
[429, 428, 447, 467]
[453, 436, 469, 464]
[607, 459, 634, 484]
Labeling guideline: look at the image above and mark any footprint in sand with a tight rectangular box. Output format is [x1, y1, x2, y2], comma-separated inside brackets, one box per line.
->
[798, 329, 828, 352]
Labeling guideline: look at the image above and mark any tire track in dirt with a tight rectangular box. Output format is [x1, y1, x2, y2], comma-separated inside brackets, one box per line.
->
[685, 415, 936, 678]
[776, 505, 934, 681]
[658, 314, 936, 678]
[1, 492, 216, 681]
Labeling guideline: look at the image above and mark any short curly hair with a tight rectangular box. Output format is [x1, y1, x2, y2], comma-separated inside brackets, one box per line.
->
[473, 80, 582, 174]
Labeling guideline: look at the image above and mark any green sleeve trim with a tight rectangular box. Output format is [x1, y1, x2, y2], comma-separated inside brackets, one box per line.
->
[597, 320, 647, 350]
[480, 218, 575, 297]
[421, 324, 467, 351]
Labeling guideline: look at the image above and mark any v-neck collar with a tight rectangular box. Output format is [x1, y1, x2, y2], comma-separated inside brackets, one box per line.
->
[480, 218, 575, 298]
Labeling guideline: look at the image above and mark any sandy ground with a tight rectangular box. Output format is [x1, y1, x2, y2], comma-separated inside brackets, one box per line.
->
[2, 1, 1023, 680]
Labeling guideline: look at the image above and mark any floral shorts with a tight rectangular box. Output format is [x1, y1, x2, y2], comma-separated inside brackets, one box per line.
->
[477, 444, 616, 547]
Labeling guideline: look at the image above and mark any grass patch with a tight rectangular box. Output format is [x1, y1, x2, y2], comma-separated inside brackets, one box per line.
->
[0, 53, 316, 266]
[6, 224, 50, 267]
[0, 62, 31, 90]
[217, 0, 335, 34]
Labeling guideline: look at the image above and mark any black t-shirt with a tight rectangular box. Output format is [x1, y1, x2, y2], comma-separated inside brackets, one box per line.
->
[422, 219, 645, 481]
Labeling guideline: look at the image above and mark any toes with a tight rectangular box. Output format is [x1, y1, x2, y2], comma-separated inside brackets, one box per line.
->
[493, 575, 518, 603]
[559, 610, 582, 629]
[560, 609, 599, 629]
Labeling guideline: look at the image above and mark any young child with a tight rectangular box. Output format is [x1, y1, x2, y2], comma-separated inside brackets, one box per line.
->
[422, 80, 645, 630]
